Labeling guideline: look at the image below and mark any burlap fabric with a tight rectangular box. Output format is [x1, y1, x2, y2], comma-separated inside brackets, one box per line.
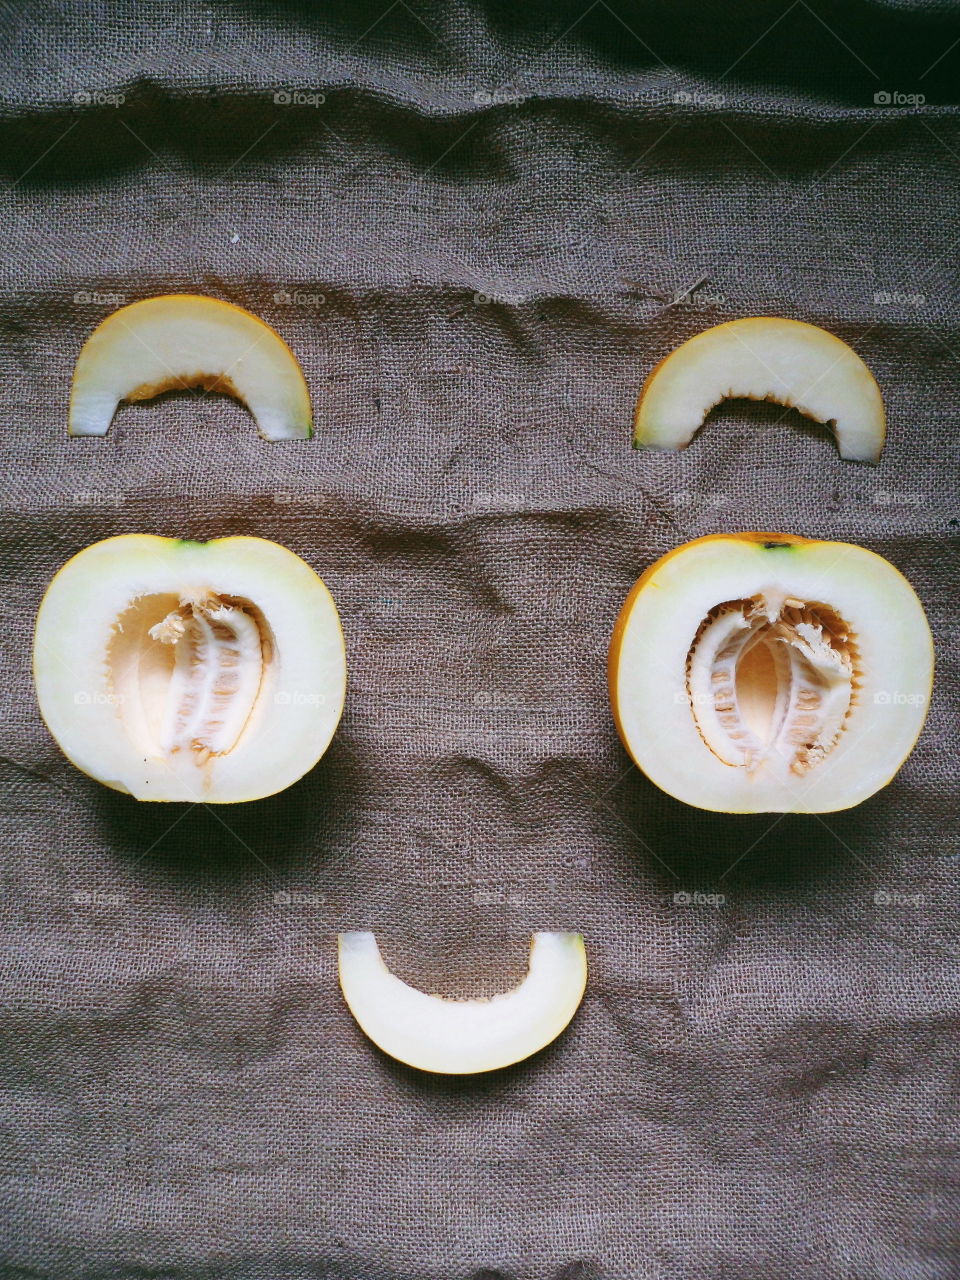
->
[1, 3, 958, 1277]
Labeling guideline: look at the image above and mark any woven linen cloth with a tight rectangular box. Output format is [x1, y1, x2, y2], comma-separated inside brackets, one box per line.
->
[1, 3, 958, 1277]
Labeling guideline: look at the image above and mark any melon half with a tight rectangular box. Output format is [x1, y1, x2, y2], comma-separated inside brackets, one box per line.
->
[609, 533, 932, 813]
[33, 535, 346, 802]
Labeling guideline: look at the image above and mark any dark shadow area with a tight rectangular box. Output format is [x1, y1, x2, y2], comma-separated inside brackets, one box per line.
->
[481, 0, 960, 106]
[0, 74, 943, 194]
[0, 84, 516, 189]
[93, 732, 363, 883]
[191, 0, 960, 106]
[605, 761, 908, 893]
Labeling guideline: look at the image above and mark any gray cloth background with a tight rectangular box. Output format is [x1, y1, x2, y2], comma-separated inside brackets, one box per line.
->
[1, 2, 958, 1277]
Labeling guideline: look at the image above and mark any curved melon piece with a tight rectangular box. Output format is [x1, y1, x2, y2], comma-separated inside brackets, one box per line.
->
[339, 931, 587, 1074]
[609, 533, 932, 813]
[34, 535, 345, 802]
[69, 294, 312, 440]
[634, 318, 885, 462]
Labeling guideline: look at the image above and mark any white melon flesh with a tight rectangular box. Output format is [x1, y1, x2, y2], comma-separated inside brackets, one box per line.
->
[69, 294, 312, 440]
[609, 534, 932, 813]
[634, 318, 885, 462]
[33, 535, 345, 802]
[338, 931, 587, 1074]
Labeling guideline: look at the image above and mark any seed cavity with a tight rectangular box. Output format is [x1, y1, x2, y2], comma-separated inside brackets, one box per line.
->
[108, 592, 269, 764]
[686, 594, 857, 776]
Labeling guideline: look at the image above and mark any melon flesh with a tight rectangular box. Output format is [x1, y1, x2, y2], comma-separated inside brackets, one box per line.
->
[609, 534, 932, 813]
[338, 931, 587, 1074]
[69, 294, 312, 440]
[33, 535, 345, 803]
[634, 318, 885, 462]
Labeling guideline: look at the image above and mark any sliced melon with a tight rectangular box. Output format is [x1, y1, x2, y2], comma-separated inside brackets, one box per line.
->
[609, 533, 932, 813]
[33, 535, 345, 802]
[338, 931, 587, 1074]
[69, 294, 312, 440]
[634, 318, 885, 462]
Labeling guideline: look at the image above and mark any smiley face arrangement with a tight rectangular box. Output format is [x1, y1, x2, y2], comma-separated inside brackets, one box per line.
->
[29, 297, 933, 1073]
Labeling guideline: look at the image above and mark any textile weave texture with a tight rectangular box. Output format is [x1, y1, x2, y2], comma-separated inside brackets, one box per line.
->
[1, 2, 958, 1277]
